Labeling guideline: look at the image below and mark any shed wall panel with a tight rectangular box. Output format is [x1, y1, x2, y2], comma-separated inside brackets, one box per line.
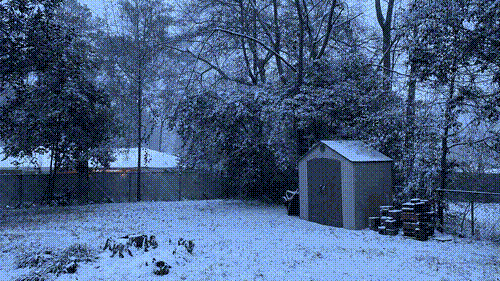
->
[341, 161, 356, 229]
[353, 162, 393, 229]
[299, 160, 308, 219]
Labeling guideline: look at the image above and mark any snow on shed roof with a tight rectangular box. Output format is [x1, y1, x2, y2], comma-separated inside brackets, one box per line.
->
[301, 140, 392, 163]
[321, 140, 392, 162]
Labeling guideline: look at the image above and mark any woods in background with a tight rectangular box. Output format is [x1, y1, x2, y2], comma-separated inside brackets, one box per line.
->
[0, 0, 499, 202]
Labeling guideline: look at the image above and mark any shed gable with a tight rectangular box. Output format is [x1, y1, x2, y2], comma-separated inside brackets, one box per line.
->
[321, 140, 392, 162]
[299, 140, 392, 164]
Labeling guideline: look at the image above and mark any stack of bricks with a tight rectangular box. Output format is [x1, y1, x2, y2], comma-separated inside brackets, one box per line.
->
[369, 205, 402, 236]
[369, 198, 435, 241]
[401, 198, 435, 241]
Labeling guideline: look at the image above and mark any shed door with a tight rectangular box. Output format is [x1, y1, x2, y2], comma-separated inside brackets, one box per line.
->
[307, 158, 342, 227]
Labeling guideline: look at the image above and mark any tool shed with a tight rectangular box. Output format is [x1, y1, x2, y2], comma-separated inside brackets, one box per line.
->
[298, 140, 393, 230]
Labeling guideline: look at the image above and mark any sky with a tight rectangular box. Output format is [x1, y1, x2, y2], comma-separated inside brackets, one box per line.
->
[79, 0, 109, 17]
[78, 0, 399, 25]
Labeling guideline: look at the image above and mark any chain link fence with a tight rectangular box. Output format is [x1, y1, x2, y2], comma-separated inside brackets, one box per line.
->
[440, 172, 500, 242]
[442, 191, 500, 242]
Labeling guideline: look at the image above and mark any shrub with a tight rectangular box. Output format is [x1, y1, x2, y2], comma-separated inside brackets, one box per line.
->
[14, 243, 97, 280]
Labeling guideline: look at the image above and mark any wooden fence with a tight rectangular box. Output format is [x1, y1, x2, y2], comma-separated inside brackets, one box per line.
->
[0, 170, 226, 207]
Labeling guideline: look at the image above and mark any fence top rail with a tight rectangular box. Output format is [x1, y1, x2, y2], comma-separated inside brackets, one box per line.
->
[436, 188, 500, 196]
[0, 169, 181, 176]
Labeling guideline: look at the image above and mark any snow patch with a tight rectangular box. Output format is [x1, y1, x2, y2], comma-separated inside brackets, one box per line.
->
[0, 200, 498, 280]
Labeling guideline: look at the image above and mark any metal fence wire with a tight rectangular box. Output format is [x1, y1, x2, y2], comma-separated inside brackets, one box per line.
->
[441, 189, 500, 242]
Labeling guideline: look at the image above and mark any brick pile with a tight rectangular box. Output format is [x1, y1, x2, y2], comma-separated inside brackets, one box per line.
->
[369, 205, 402, 236]
[401, 198, 435, 241]
[369, 198, 435, 241]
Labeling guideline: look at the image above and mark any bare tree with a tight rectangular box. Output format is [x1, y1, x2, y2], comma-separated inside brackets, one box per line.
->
[180, 0, 349, 88]
[103, 0, 172, 201]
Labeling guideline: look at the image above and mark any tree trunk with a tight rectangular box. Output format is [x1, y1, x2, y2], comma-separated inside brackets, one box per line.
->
[300, 0, 316, 60]
[16, 174, 23, 208]
[438, 72, 456, 229]
[294, 0, 304, 90]
[272, 0, 285, 83]
[250, 0, 259, 84]
[405, 61, 417, 186]
[45, 147, 57, 204]
[76, 159, 89, 204]
[137, 79, 142, 202]
[382, 27, 391, 94]
[375, 0, 395, 95]
[158, 119, 164, 152]
[46, 149, 54, 204]
[316, 0, 337, 60]
[238, 0, 255, 84]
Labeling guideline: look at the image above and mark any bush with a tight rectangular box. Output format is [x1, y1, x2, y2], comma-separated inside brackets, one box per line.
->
[15, 243, 97, 280]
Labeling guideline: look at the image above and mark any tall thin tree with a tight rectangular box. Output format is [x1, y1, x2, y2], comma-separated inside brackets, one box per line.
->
[375, 0, 395, 95]
[103, 0, 172, 201]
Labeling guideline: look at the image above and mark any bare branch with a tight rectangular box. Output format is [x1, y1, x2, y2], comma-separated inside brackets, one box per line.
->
[367, 63, 409, 77]
[214, 28, 297, 72]
[316, 0, 338, 60]
[375, 0, 385, 28]
[163, 45, 254, 87]
[247, 0, 275, 46]
[448, 134, 498, 149]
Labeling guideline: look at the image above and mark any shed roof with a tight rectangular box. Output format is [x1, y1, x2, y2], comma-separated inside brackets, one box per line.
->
[301, 140, 392, 163]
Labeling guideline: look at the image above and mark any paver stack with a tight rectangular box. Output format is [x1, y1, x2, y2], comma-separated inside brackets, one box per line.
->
[369, 198, 435, 241]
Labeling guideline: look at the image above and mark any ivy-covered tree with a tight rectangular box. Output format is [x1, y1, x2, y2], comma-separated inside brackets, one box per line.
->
[276, 51, 402, 163]
[174, 87, 281, 198]
[402, 0, 500, 227]
[0, 0, 60, 89]
[172, 0, 405, 200]
[173, 50, 401, 199]
[0, 0, 118, 203]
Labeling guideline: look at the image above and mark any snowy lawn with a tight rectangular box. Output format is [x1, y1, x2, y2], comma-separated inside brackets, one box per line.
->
[0, 200, 499, 281]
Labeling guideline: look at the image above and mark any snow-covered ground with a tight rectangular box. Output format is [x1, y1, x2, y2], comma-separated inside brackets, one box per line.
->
[0, 200, 499, 281]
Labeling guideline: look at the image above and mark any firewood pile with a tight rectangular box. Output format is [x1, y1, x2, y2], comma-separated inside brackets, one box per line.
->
[369, 198, 436, 241]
